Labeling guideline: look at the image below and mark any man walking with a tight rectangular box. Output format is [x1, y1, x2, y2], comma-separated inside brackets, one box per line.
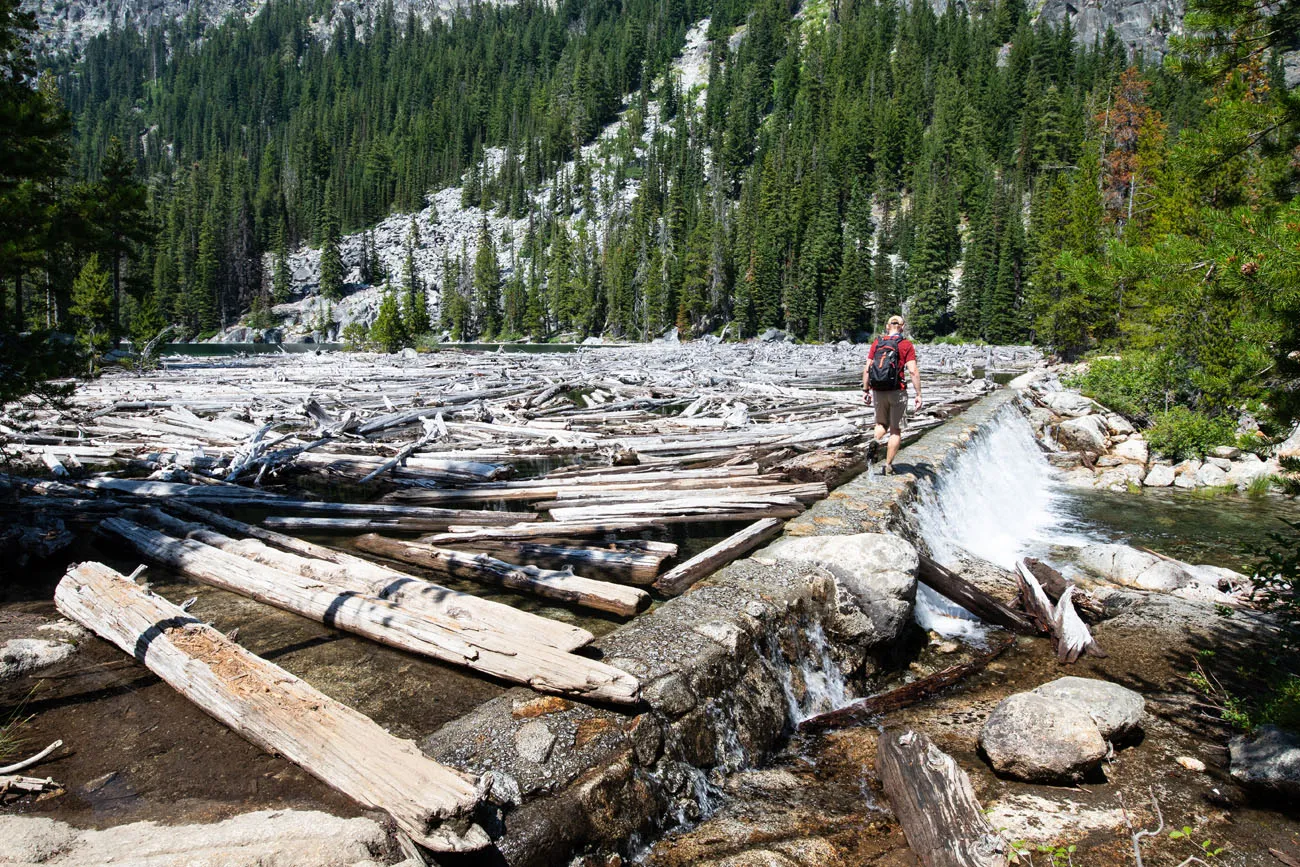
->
[863, 315, 922, 475]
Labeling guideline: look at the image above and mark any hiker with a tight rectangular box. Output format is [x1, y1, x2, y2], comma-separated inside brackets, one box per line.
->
[863, 315, 922, 475]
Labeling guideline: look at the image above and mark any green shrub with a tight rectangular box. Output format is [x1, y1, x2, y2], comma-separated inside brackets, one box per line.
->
[1064, 351, 1191, 420]
[1145, 406, 1234, 460]
[340, 322, 369, 350]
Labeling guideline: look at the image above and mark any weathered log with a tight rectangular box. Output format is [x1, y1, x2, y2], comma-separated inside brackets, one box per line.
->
[1022, 556, 1104, 623]
[547, 496, 804, 524]
[100, 519, 640, 703]
[54, 561, 488, 852]
[916, 554, 1040, 636]
[653, 518, 786, 596]
[798, 637, 1016, 733]
[353, 534, 650, 617]
[876, 729, 1009, 867]
[421, 520, 662, 545]
[1015, 560, 1106, 664]
[143, 506, 593, 651]
[444, 539, 671, 584]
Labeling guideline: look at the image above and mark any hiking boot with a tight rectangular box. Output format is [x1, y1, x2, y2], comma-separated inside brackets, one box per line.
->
[866, 438, 880, 464]
[878, 463, 895, 476]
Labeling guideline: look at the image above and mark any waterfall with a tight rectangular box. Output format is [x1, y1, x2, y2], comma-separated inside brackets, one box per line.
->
[909, 405, 1081, 638]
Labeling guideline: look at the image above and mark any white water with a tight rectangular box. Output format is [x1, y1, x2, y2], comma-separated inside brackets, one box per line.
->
[909, 406, 1083, 639]
[775, 622, 853, 723]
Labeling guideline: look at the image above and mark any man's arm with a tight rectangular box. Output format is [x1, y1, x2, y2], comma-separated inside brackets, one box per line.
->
[908, 359, 922, 411]
[862, 343, 875, 404]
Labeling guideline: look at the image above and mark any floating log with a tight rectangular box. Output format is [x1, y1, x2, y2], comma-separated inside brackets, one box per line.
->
[101, 518, 640, 702]
[54, 561, 489, 852]
[916, 554, 1040, 636]
[876, 729, 1009, 867]
[143, 506, 592, 651]
[353, 534, 651, 617]
[547, 496, 804, 524]
[798, 637, 1016, 733]
[421, 520, 663, 545]
[1015, 560, 1106, 664]
[653, 518, 785, 596]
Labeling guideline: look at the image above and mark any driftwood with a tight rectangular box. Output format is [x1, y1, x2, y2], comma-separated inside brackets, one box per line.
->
[0, 775, 61, 796]
[798, 636, 1016, 733]
[101, 518, 640, 702]
[916, 554, 1039, 636]
[354, 534, 650, 617]
[54, 561, 488, 851]
[444, 539, 673, 584]
[876, 729, 1009, 867]
[653, 518, 785, 595]
[0, 740, 63, 775]
[1016, 560, 1106, 664]
[141, 506, 592, 651]
[1022, 556, 1104, 623]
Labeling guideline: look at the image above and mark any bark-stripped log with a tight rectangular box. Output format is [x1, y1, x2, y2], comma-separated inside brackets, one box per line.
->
[354, 534, 650, 617]
[100, 519, 640, 703]
[142, 506, 592, 651]
[652, 518, 785, 596]
[54, 561, 489, 852]
[876, 729, 1008, 867]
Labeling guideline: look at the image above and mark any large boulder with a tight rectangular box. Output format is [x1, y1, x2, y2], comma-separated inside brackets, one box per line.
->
[1077, 544, 1159, 584]
[979, 693, 1108, 783]
[1094, 464, 1146, 492]
[1230, 725, 1300, 799]
[0, 810, 393, 867]
[766, 533, 917, 648]
[1026, 406, 1061, 437]
[1226, 455, 1274, 490]
[1128, 560, 1194, 592]
[1105, 414, 1137, 436]
[1143, 464, 1176, 487]
[1042, 391, 1097, 418]
[1196, 462, 1230, 488]
[1173, 460, 1202, 488]
[1032, 677, 1145, 742]
[1112, 438, 1149, 465]
[1056, 415, 1110, 453]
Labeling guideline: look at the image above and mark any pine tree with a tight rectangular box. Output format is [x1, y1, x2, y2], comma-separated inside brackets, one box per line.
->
[70, 254, 113, 368]
[95, 136, 151, 336]
[318, 185, 344, 301]
[906, 192, 954, 340]
[473, 217, 501, 339]
[401, 222, 430, 337]
[370, 282, 407, 352]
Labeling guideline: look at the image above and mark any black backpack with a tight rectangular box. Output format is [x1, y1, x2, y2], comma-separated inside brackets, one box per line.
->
[867, 335, 904, 390]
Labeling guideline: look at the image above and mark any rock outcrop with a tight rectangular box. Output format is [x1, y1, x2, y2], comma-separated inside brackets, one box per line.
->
[766, 533, 919, 649]
[1229, 725, 1300, 800]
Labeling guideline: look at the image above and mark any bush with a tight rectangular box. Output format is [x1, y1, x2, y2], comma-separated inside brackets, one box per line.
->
[1144, 406, 1234, 460]
[340, 322, 369, 351]
[1064, 351, 1191, 420]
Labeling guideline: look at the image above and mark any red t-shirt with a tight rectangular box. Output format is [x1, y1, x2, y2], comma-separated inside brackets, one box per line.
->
[866, 336, 916, 391]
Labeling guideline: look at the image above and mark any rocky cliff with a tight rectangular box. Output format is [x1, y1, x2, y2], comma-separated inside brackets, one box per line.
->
[1036, 0, 1184, 59]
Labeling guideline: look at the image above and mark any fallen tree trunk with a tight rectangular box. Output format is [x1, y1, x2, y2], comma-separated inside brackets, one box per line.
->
[876, 729, 1008, 867]
[916, 554, 1040, 636]
[354, 534, 650, 617]
[54, 561, 489, 852]
[420, 520, 662, 545]
[798, 637, 1016, 733]
[652, 518, 785, 596]
[100, 518, 640, 703]
[142, 507, 592, 652]
[444, 539, 672, 584]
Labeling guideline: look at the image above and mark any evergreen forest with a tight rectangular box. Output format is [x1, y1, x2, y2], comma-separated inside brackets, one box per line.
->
[1, 0, 1298, 435]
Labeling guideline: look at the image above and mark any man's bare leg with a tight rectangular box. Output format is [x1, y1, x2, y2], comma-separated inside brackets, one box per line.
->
[885, 429, 901, 467]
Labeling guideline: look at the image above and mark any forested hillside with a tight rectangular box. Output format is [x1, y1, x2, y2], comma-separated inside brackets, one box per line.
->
[1, 0, 1298, 430]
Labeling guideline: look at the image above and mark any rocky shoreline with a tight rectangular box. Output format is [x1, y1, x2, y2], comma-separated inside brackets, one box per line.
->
[1014, 365, 1295, 494]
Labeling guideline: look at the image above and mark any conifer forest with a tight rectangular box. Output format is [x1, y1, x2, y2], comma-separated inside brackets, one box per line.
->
[1, 0, 1299, 430]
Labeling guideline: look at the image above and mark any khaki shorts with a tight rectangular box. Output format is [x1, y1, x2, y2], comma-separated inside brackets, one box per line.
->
[872, 389, 907, 433]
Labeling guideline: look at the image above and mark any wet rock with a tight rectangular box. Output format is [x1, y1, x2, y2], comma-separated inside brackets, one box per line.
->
[0, 637, 78, 682]
[1056, 415, 1110, 453]
[766, 533, 918, 648]
[979, 692, 1108, 783]
[1196, 462, 1230, 487]
[1143, 464, 1176, 487]
[1229, 725, 1300, 799]
[0, 810, 393, 867]
[1042, 391, 1096, 418]
[515, 720, 558, 764]
[1095, 464, 1145, 492]
[952, 551, 1022, 606]
[1112, 438, 1149, 464]
[1032, 676, 1145, 742]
